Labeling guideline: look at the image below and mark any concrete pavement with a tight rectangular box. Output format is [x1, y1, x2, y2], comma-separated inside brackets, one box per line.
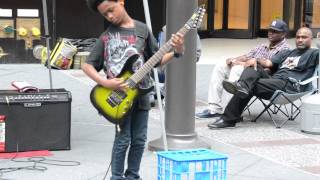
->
[0, 38, 319, 180]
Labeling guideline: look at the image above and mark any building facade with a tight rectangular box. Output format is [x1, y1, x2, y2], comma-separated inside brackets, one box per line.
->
[198, 0, 320, 38]
[0, 0, 319, 63]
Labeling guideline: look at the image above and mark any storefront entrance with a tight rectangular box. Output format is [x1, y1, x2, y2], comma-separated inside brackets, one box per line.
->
[303, 0, 320, 35]
[198, 0, 314, 38]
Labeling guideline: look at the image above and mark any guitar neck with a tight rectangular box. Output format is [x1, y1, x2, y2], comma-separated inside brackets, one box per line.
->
[129, 25, 190, 84]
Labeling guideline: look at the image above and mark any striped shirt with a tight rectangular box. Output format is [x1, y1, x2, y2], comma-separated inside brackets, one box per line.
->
[245, 39, 290, 60]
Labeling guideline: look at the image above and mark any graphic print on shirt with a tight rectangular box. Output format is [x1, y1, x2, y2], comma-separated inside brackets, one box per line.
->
[104, 32, 144, 78]
[280, 56, 301, 69]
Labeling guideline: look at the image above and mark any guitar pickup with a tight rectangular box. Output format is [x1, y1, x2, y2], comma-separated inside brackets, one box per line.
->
[108, 92, 123, 107]
[117, 91, 127, 99]
[107, 98, 117, 107]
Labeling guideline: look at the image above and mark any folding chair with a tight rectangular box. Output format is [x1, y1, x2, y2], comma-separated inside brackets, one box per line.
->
[245, 66, 319, 128]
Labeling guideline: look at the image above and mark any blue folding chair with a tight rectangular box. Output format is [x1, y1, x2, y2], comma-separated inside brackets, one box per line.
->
[245, 65, 319, 128]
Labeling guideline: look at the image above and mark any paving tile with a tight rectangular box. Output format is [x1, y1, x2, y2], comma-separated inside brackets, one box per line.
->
[232, 138, 320, 148]
[197, 124, 320, 176]
[300, 166, 320, 174]
[236, 158, 319, 180]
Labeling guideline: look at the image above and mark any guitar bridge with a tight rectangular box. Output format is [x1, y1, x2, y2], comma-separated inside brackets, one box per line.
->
[106, 91, 127, 107]
[107, 98, 117, 107]
[117, 90, 127, 99]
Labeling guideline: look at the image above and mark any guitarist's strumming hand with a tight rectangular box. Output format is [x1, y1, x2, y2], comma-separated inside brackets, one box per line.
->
[101, 78, 128, 91]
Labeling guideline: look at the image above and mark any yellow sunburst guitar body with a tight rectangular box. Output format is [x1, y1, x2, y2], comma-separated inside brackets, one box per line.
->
[90, 54, 146, 124]
[90, 6, 206, 124]
[91, 73, 137, 124]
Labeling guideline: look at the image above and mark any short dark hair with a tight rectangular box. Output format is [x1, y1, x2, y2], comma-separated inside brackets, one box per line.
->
[86, 0, 118, 12]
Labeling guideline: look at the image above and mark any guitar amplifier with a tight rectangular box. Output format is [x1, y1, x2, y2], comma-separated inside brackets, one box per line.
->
[0, 89, 71, 152]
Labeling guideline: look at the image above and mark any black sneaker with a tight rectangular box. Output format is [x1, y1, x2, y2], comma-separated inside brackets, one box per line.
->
[222, 80, 249, 99]
[207, 118, 236, 129]
[195, 109, 221, 119]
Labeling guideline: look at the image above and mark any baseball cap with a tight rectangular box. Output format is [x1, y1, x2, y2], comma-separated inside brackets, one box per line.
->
[269, 19, 288, 32]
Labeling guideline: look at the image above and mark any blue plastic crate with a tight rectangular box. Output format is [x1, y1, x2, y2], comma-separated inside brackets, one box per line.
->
[157, 149, 228, 180]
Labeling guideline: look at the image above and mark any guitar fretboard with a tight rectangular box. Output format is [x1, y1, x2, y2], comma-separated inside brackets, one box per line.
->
[129, 25, 190, 84]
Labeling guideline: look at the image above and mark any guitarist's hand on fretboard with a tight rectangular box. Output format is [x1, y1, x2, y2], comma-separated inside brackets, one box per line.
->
[170, 32, 185, 54]
[160, 32, 185, 66]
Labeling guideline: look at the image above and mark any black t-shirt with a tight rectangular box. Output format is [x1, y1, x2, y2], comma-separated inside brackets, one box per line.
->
[87, 26, 136, 76]
[271, 48, 319, 83]
[86, 23, 158, 76]
[86, 21, 159, 110]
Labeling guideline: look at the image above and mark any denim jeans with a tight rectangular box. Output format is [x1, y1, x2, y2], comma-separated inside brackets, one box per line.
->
[110, 104, 149, 180]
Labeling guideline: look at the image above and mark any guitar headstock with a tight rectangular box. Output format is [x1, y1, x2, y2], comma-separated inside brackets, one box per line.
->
[185, 4, 206, 29]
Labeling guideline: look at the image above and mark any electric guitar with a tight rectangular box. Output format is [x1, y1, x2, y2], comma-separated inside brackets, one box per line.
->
[90, 5, 206, 124]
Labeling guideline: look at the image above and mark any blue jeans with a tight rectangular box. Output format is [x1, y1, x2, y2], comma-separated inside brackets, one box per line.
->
[110, 105, 149, 180]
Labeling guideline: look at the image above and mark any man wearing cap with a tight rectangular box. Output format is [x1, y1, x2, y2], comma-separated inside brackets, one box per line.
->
[209, 27, 319, 128]
[196, 19, 290, 119]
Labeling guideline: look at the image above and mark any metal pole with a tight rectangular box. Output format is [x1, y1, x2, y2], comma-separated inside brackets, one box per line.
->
[52, 0, 56, 45]
[142, 0, 168, 151]
[142, 0, 152, 32]
[317, 33, 320, 91]
[42, 0, 53, 89]
[148, 0, 210, 151]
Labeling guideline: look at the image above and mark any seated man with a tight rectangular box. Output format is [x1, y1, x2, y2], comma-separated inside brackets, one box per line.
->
[208, 27, 319, 128]
[196, 19, 290, 118]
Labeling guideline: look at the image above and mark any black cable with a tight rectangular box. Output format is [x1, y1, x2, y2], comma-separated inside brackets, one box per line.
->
[0, 152, 48, 176]
[102, 124, 120, 180]
[102, 160, 112, 180]
[0, 98, 80, 178]
[102, 123, 121, 180]
[0, 155, 81, 177]
[11, 156, 81, 166]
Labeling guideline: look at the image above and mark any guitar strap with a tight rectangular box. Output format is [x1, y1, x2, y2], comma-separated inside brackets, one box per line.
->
[133, 20, 148, 58]
[105, 20, 148, 56]
[133, 21, 154, 111]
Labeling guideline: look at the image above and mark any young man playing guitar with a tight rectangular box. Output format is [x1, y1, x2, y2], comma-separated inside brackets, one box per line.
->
[84, 0, 184, 179]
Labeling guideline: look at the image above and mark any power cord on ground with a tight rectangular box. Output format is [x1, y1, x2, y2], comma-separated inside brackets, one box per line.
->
[102, 160, 112, 180]
[0, 146, 80, 178]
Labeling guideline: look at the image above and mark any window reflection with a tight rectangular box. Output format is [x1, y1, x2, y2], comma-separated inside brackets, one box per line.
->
[228, 0, 249, 29]
[260, 0, 283, 29]
[288, 0, 295, 30]
[311, 0, 320, 28]
[198, 0, 208, 30]
[214, 0, 223, 30]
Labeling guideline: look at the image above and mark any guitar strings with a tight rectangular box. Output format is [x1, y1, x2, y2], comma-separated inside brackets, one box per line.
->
[111, 12, 195, 99]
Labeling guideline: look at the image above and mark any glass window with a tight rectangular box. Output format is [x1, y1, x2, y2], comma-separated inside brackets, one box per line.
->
[260, 0, 283, 29]
[288, 0, 295, 30]
[214, 0, 223, 30]
[304, 0, 313, 27]
[311, 0, 320, 28]
[0, 9, 12, 17]
[228, 0, 249, 29]
[17, 9, 39, 17]
[198, 0, 208, 30]
[303, 0, 320, 28]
